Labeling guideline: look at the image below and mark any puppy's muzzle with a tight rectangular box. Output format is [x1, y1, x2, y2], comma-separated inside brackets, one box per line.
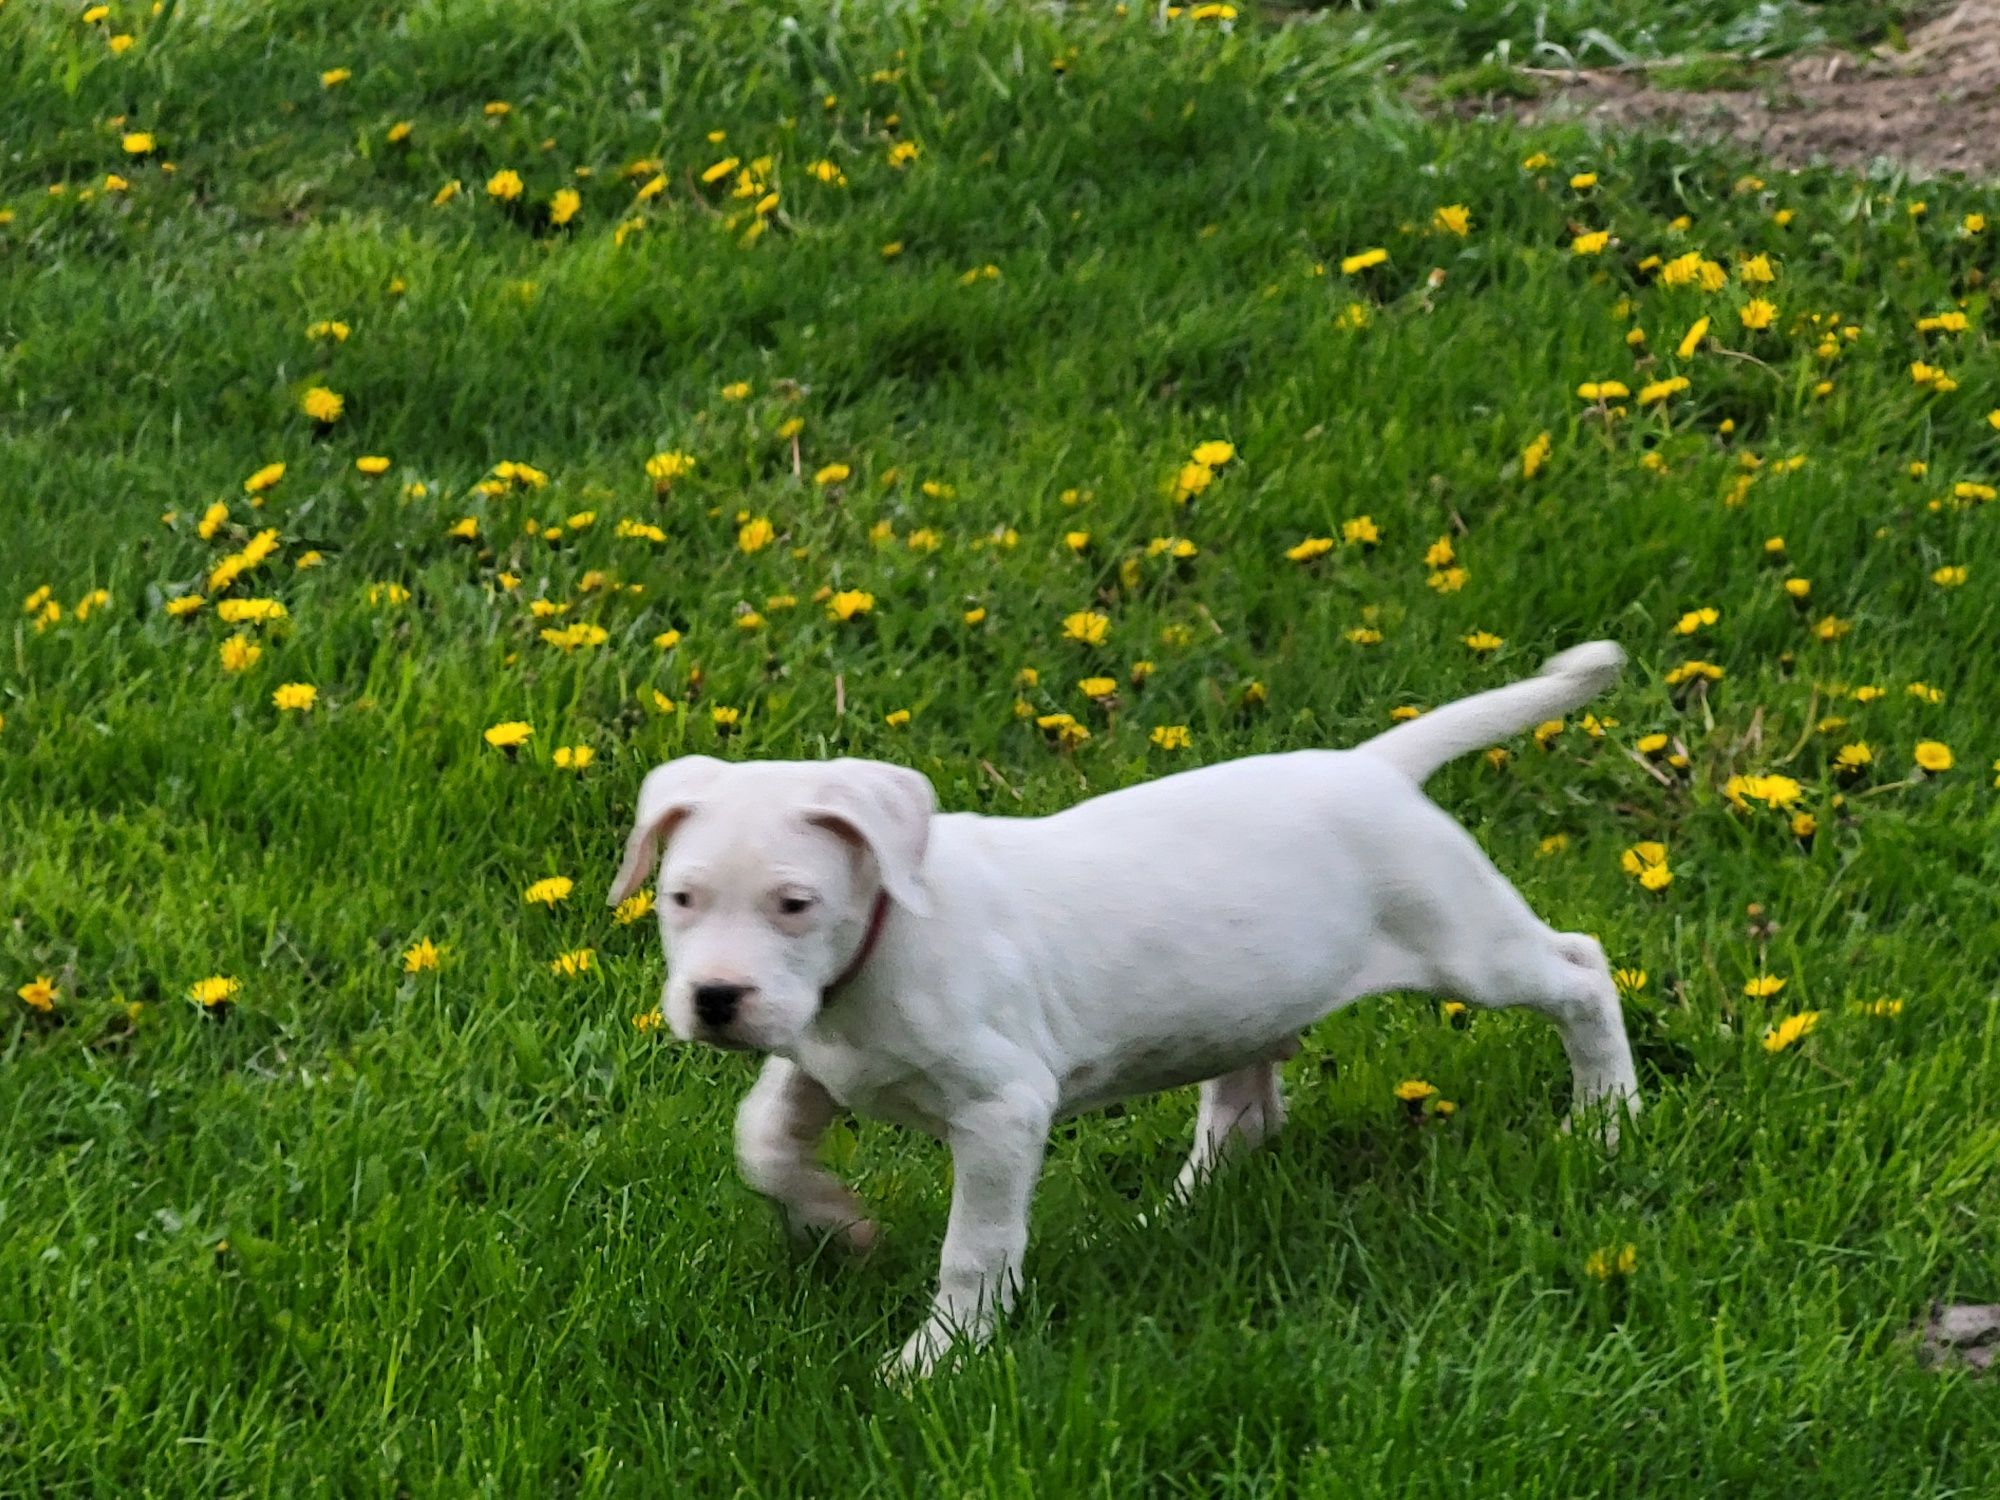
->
[693, 981, 751, 1034]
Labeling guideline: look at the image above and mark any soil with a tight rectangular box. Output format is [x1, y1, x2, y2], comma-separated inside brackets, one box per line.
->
[1462, 1, 2000, 182]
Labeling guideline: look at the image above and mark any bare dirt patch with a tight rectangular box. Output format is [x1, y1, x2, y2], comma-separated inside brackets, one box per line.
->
[1920, 1303, 2000, 1373]
[1474, 1, 2000, 181]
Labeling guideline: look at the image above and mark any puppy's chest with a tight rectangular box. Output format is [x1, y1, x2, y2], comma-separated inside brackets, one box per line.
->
[785, 1040, 955, 1138]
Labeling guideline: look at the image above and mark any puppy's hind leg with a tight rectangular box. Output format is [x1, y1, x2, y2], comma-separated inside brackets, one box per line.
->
[1543, 931, 1642, 1119]
[1171, 1041, 1297, 1201]
[1455, 925, 1641, 1138]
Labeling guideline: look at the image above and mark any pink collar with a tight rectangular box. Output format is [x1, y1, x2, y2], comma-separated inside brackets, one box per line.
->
[822, 890, 891, 1005]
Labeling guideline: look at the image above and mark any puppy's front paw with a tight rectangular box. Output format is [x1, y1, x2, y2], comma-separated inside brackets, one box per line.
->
[835, 1217, 879, 1256]
[881, 1325, 947, 1383]
[880, 1313, 982, 1383]
[785, 1209, 879, 1257]
[1561, 1112, 1619, 1152]
[775, 1179, 878, 1256]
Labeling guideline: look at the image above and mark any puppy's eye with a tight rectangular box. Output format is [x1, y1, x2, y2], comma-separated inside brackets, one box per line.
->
[778, 895, 815, 916]
[670, 891, 692, 909]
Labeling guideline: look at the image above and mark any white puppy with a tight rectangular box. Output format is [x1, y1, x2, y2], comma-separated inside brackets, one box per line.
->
[608, 642, 1640, 1376]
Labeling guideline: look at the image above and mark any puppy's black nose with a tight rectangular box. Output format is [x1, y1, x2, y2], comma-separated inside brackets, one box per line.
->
[694, 982, 748, 1029]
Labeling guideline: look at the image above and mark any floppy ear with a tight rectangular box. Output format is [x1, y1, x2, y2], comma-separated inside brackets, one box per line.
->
[802, 759, 936, 916]
[606, 757, 726, 908]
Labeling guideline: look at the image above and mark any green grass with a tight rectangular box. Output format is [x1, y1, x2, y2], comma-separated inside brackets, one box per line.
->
[1270, 0, 1921, 66]
[4, 1, 1999, 1493]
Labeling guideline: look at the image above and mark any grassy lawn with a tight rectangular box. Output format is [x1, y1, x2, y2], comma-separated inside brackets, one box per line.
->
[4, 1, 1998, 1493]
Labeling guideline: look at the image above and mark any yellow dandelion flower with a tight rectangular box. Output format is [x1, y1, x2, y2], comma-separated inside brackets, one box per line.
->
[301, 386, 344, 423]
[218, 633, 262, 673]
[540, 622, 609, 652]
[189, 976, 240, 1009]
[1163, 462, 1210, 504]
[524, 876, 574, 907]
[1720, 776, 1800, 812]
[1621, 841, 1670, 883]
[1062, 610, 1110, 646]
[549, 948, 596, 978]
[17, 976, 58, 1013]
[614, 891, 655, 925]
[1761, 1011, 1821, 1053]
[828, 589, 875, 621]
[642, 451, 695, 489]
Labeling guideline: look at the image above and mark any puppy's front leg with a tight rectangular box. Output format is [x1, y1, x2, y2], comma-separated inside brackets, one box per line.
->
[889, 1084, 1054, 1379]
[735, 1056, 875, 1253]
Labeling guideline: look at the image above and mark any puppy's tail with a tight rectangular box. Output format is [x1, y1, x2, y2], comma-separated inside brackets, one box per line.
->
[1356, 641, 1626, 785]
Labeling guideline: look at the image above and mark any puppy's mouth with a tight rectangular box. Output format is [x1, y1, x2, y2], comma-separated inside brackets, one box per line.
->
[696, 1024, 760, 1053]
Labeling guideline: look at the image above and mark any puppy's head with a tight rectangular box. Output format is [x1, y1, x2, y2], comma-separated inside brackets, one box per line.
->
[607, 756, 934, 1051]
